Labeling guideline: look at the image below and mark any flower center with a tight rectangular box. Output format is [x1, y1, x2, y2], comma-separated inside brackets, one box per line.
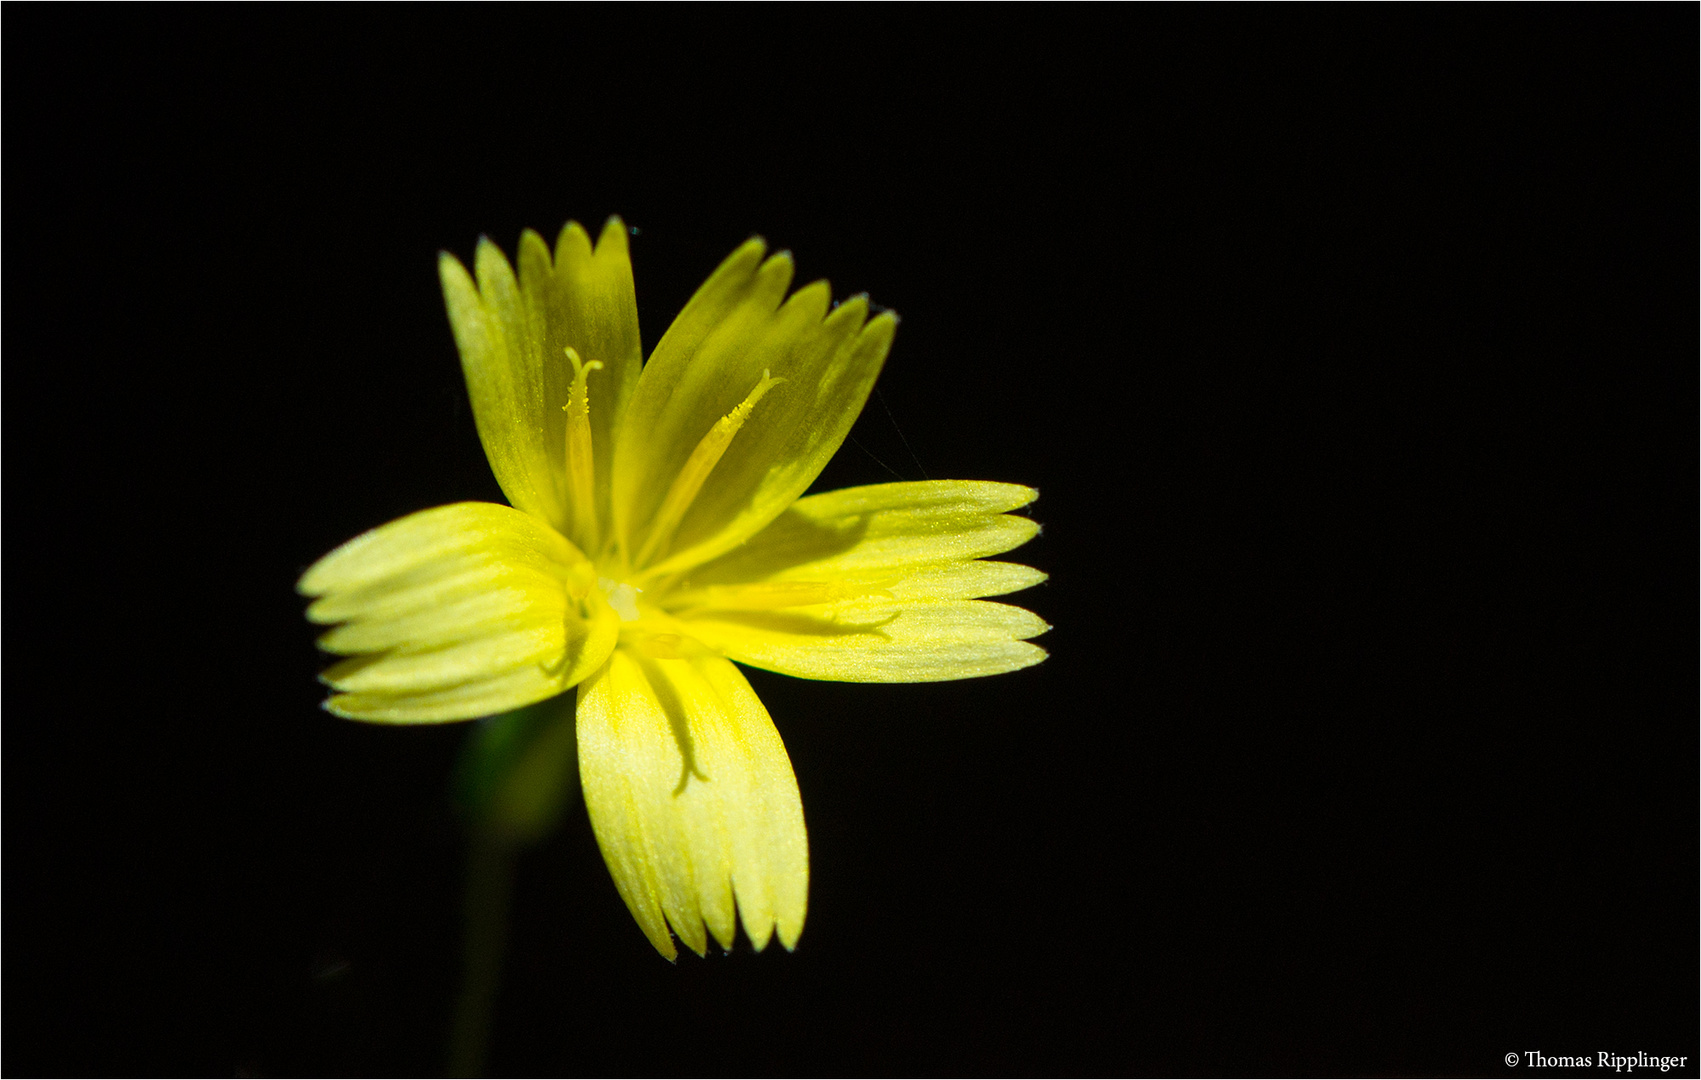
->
[596, 573, 697, 660]
[596, 576, 644, 622]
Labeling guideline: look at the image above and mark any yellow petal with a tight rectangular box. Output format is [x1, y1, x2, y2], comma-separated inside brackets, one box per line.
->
[442, 220, 640, 546]
[652, 304, 896, 577]
[668, 561, 1046, 610]
[576, 648, 808, 959]
[321, 628, 565, 693]
[299, 503, 618, 722]
[675, 480, 1045, 597]
[874, 560, 1048, 601]
[325, 669, 579, 725]
[517, 219, 643, 549]
[612, 237, 897, 576]
[439, 244, 561, 531]
[680, 598, 1049, 683]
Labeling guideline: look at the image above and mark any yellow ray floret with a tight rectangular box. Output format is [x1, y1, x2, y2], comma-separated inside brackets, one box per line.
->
[304, 219, 1048, 959]
[576, 649, 807, 960]
[299, 503, 618, 722]
[440, 219, 641, 550]
[664, 480, 1049, 681]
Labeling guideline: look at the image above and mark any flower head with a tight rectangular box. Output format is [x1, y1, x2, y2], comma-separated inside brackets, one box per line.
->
[300, 218, 1048, 959]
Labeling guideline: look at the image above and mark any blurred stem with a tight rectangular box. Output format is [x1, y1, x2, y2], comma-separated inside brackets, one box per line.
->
[446, 695, 579, 1075]
[447, 829, 516, 1078]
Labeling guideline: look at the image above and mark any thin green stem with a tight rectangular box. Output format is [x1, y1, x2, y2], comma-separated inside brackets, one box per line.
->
[447, 830, 516, 1078]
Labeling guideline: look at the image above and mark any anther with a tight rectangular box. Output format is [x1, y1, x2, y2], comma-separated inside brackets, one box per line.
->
[633, 369, 784, 567]
[561, 347, 604, 552]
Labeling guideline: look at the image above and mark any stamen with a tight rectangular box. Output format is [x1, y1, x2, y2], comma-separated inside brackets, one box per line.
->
[561, 347, 603, 551]
[633, 369, 783, 567]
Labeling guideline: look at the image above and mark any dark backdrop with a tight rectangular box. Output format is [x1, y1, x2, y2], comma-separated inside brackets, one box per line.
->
[8, 8, 1695, 1077]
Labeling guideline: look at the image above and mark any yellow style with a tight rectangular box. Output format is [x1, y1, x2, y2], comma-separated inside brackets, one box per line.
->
[299, 218, 1048, 960]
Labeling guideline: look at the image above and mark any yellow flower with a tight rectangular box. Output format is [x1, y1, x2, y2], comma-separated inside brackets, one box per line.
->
[299, 218, 1048, 960]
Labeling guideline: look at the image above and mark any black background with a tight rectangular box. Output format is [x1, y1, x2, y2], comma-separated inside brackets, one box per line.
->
[8, 7, 1696, 1077]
